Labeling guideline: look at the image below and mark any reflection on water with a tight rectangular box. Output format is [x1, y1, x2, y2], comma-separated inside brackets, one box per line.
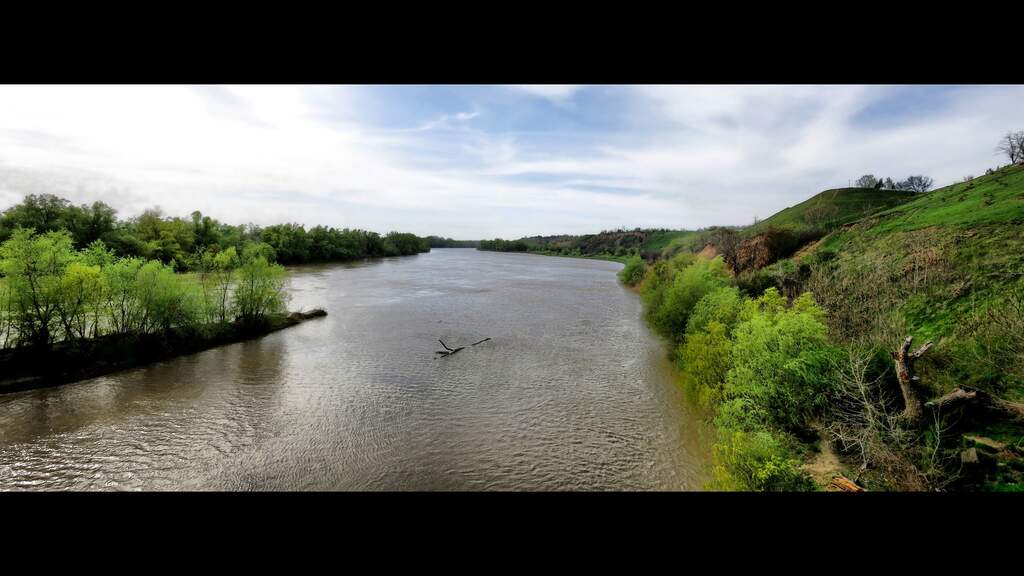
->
[0, 249, 710, 490]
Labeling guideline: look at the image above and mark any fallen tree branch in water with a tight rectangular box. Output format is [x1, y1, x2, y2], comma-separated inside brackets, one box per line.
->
[435, 337, 490, 358]
[436, 339, 465, 357]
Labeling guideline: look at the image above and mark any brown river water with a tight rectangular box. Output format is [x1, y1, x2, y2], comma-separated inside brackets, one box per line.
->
[0, 248, 710, 490]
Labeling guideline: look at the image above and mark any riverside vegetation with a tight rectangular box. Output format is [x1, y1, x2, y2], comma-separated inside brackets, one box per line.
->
[616, 162, 1024, 492]
[0, 195, 430, 391]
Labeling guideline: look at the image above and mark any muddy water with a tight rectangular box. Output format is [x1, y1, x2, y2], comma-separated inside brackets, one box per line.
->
[0, 249, 709, 490]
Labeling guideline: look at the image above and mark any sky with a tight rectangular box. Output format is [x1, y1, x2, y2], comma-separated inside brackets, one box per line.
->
[1, 84, 1022, 239]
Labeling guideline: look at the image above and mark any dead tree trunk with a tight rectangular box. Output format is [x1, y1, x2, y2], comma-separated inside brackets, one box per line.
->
[891, 336, 1024, 425]
[891, 336, 933, 425]
[926, 386, 1024, 422]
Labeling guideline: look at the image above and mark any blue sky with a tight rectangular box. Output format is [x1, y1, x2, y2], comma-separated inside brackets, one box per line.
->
[1, 85, 1022, 239]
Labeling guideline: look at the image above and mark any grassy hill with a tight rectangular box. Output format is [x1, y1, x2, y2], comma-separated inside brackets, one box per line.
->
[805, 164, 1024, 344]
[750, 187, 916, 234]
[778, 165, 1024, 489]
[655, 188, 916, 268]
[748, 165, 1024, 427]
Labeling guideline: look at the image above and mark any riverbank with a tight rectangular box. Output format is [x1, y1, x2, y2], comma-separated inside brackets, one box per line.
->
[614, 166, 1024, 491]
[0, 309, 327, 395]
[478, 248, 630, 265]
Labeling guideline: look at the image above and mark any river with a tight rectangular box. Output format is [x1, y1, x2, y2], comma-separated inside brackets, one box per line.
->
[0, 248, 710, 490]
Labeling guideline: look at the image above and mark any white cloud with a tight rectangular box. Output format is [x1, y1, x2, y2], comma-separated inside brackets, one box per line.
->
[506, 85, 583, 103]
[1, 85, 1022, 238]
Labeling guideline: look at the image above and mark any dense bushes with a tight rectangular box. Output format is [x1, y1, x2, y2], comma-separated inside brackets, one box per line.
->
[724, 290, 840, 433]
[643, 255, 730, 341]
[710, 429, 816, 491]
[627, 253, 839, 491]
[679, 321, 732, 408]
[0, 229, 289, 348]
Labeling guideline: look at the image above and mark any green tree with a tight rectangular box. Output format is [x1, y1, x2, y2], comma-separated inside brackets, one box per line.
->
[1, 194, 72, 235]
[212, 246, 239, 323]
[102, 257, 146, 335]
[0, 276, 15, 348]
[56, 261, 103, 341]
[0, 228, 77, 346]
[233, 243, 288, 326]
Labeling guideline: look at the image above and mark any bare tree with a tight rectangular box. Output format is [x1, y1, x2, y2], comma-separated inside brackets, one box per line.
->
[996, 130, 1024, 165]
[827, 347, 924, 489]
[707, 227, 743, 273]
[899, 175, 934, 193]
[855, 174, 878, 188]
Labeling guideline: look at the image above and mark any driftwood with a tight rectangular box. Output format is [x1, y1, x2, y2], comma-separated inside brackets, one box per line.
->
[435, 337, 491, 358]
[435, 339, 465, 357]
[827, 475, 866, 492]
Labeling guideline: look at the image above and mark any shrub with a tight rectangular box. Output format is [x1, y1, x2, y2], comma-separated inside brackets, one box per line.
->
[735, 268, 776, 298]
[650, 256, 731, 340]
[710, 428, 815, 491]
[725, 289, 840, 433]
[618, 255, 646, 286]
[686, 286, 742, 335]
[679, 320, 732, 408]
[639, 260, 673, 319]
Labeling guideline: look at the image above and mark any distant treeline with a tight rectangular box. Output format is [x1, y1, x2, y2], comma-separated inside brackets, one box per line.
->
[426, 236, 479, 248]
[479, 229, 690, 261]
[478, 238, 529, 252]
[0, 193, 430, 269]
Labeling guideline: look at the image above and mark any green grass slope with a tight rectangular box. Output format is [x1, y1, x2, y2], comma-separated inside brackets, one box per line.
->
[799, 164, 1024, 400]
[728, 165, 1024, 490]
[751, 187, 916, 234]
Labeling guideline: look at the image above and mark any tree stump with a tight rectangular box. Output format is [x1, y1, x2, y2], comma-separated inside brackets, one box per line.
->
[891, 336, 933, 425]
